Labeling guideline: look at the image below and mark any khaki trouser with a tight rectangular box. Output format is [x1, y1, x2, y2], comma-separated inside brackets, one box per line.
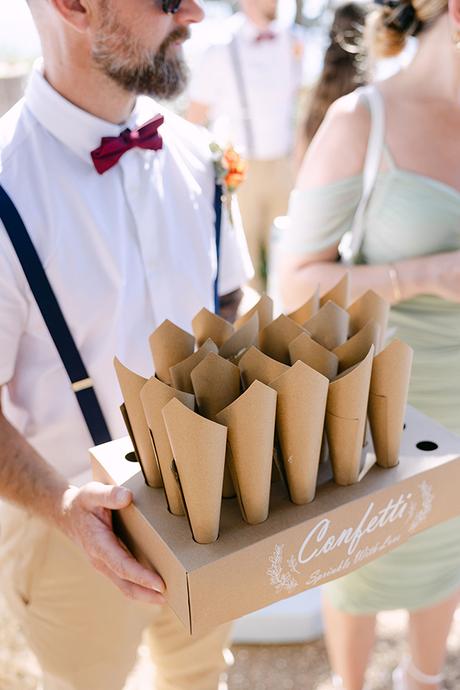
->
[237, 156, 293, 294]
[0, 502, 231, 690]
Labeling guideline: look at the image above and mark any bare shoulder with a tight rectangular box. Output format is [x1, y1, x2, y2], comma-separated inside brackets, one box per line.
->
[296, 90, 371, 190]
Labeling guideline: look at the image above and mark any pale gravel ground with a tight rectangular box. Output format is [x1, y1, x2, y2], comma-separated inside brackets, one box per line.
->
[1, 595, 459, 690]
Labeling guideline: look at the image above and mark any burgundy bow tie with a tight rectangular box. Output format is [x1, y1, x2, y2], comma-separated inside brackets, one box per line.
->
[91, 114, 164, 175]
[255, 30, 277, 43]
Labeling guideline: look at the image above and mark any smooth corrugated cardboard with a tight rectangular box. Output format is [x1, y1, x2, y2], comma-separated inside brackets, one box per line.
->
[192, 308, 234, 348]
[289, 332, 339, 380]
[239, 346, 289, 388]
[169, 339, 218, 394]
[333, 320, 381, 373]
[305, 301, 349, 351]
[219, 313, 259, 361]
[91, 405, 460, 635]
[259, 315, 307, 365]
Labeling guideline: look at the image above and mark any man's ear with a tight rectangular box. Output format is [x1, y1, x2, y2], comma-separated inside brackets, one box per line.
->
[450, 0, 460, 31]
[48, 0, 92, 32]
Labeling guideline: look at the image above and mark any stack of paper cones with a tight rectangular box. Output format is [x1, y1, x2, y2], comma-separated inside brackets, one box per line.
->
[326, 347, 374, 486]
[162, 399, 227, 544]
[217, 381, 277, 524]
[368, 340, 413, 468]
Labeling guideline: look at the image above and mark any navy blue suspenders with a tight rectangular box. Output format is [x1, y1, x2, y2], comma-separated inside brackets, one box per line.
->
[0, 183, 224, 446]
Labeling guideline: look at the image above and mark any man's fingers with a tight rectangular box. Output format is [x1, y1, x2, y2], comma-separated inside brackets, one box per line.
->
[91, 528, 165, 593]
[81, 481, 132, 510]
[94, 559, 166, 605]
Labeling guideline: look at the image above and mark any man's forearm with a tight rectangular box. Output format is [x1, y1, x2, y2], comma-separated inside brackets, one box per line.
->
[0, 412, 69, 526]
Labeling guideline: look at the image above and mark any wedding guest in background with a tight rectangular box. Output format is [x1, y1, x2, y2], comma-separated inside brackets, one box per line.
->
[278, 0, 460, 687]
[186, 0, 304, 293]
[294, 1, 368, 170]
[0, 1, 253, 689]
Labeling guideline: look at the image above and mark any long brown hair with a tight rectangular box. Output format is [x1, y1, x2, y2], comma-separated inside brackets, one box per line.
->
[304, 2, 368, 145]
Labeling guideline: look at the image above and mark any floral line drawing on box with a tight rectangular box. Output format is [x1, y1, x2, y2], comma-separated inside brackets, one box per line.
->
[408, 481, 434, 532]
[267, 544, 299, 593]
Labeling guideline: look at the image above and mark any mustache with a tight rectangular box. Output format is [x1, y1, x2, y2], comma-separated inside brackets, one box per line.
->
[160, 26, 191, 52]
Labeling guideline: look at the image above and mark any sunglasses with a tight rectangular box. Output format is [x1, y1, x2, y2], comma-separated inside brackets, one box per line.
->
[162, 0, 182, 13]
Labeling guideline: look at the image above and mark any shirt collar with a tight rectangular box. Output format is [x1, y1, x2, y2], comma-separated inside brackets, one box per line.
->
[237, 14, 281, 42]
[24, 61, 147, 167]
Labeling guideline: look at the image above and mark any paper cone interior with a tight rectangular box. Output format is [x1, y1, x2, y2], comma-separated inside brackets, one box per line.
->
[219, 312, 259, 362]
[270, 361, 329, 504]
[169, 338, 218, 394]
[149, 320, 195, 385]
[162, 398, 227, 544]
[369, 339, 414, 468]
[304, 301, 349, 351]
[140, 377, 194, 515]
[191, 352, 241, 420]
[289, 332, 339, 380]
[320, 273, 351, 309]
[259, 315, 307, 364]
[326, 346, 374, 485]
[347, 290, 390, 352]
[333, 320, 381, 373]
[114, 357, 162, 488]
[192, 308, 234, 348]
[239, 346, 289, 389]
[216, 381, 277, 524]
[234, 293, 274, 334]
[288, 287, 320, 325]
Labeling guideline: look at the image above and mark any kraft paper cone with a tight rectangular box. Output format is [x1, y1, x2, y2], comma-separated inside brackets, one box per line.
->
[289, 332, 339, 380]
[368, 339, 414, 468]
[234, 293, 274, 334]
[239, 346, 289, 389]
[320, 273, 351, 309]
[304, 301, 349, 351]
[140, 377, 194, 515]
[326, 346, 374, 486]
[333, 320, 381, 373]
[169, 339, 218, 394]
[190, 352, 241, 498]
[216, 381, 277, 524]
[149, 320, 195, 385]
[162, 398, 227, 544]
[114, 357, 162, 488]
[348, 290, 390, 352]
[270, 361, 329, 504]
[288, 287, 320, 325]
[259, 315, 307, 364]
[219, 312, 259, 361]
[192, 308, 234, 348]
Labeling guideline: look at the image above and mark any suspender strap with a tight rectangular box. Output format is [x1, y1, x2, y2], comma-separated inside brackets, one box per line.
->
[0, 185, 111, 446]
[213, 183, 223, 315]
[229, 38, 255, 158]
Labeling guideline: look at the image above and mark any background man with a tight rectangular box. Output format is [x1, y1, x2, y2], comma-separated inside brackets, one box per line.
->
[186, 0, 304, 293]
[0, 1, 252, 689]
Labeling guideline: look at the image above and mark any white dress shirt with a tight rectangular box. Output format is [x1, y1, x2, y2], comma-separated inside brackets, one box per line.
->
[0, 65, 253, 482]
[189, 14, 303, 160]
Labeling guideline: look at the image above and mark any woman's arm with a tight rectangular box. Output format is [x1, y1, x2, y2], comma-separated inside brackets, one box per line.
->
[280, 93, 460, 311]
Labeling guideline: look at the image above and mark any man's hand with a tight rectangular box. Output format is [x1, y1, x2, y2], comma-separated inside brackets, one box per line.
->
[58, 482, 166, 604]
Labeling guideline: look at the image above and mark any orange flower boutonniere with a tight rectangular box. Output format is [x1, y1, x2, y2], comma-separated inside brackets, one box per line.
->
[210, 143, 248, 226]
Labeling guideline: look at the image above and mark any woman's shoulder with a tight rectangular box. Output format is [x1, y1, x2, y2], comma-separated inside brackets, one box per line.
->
[297, 89, 372, 190]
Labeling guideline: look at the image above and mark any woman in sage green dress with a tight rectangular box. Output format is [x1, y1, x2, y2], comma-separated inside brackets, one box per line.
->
[278, 1, 460, 689]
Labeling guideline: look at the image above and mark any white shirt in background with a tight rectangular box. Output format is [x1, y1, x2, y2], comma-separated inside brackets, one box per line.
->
[189, 13, 304, 160]
[0, 65, 253, 482]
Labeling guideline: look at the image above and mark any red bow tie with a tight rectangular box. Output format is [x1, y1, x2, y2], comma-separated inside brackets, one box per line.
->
[255, 30, 276, 43]
[91, 114, 164, 175]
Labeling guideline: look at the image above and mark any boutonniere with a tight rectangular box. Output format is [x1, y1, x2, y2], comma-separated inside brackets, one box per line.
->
[210, 143, 247, 226]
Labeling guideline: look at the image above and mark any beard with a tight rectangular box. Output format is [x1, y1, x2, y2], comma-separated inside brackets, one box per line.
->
[92, 7, 190, 99]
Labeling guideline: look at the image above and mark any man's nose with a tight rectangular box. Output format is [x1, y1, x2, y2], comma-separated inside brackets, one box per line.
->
[174, 0, 205, 25]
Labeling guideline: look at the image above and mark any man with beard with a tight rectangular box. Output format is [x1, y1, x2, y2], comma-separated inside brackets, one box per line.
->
[0, 1, 252, 689]
[186, 0, 304, 294]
